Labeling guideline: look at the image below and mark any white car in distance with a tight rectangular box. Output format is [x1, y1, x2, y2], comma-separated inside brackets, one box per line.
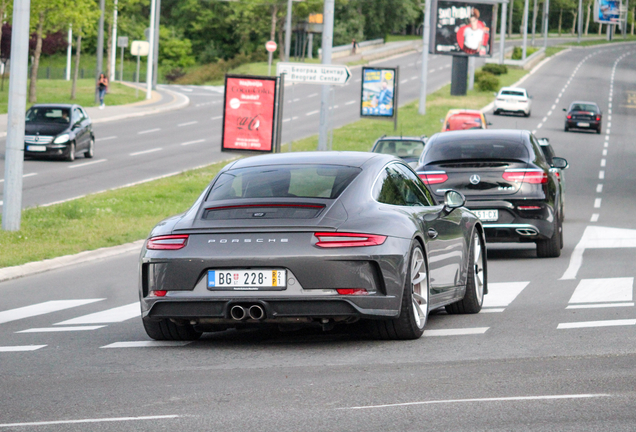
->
[493, 87, 532, 117]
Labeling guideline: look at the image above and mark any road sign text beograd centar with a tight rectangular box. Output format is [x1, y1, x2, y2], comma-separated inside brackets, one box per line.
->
[276, 63, 351, 86]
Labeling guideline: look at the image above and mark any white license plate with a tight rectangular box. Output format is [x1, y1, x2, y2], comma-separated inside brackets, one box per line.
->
[207, 269, 286, 291]
[507, 99, 517, 103]
[26, 145, 46, 152]
[473, 209, 499, 221]
[577, 122, 590, 127]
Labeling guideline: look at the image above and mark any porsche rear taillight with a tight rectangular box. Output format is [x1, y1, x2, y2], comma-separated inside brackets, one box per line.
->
[502, 170, 547, 184]
[314, 232, 387, 248]
[417, 171, 448, 184]
[596, 115, 601, 121]
[147, 235, 189, 250]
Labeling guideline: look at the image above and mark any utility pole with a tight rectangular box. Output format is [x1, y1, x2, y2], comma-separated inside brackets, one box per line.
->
[95, 0, 105, 104]
[66, 25, 72, 81]
[152, 0, 161, 89]
[531, 0, 538, 45]
[284, 0, 292, 62]
[418, 0, 431, 115]
[543, 0, 550, 48]
[146, 0, 156, 99]
[500, 1, 508, 64]
[522, 0, 529, 59]
[317, 0, 334, 151]
[2, 0, 31, 231]
[577, 0, 583, 42]
[110, 0, 118, 82]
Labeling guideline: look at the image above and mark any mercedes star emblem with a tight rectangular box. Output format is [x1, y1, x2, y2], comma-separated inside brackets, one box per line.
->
[469, 174, 481, 185]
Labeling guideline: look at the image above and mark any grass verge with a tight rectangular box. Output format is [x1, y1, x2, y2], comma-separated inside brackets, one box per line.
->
[0, 79, 144, 114]
[561, 35, 636, 46]
[1, 58, 532, 268]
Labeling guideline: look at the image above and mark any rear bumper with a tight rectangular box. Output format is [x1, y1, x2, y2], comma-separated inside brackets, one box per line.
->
[494, 101, 530, 113]
[566, 120, 600, 130]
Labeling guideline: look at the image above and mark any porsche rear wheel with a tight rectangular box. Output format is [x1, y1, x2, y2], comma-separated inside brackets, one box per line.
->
[368, 242, 428, 340]
[446, 231, 485, 314]
[142, 317, 202, 341]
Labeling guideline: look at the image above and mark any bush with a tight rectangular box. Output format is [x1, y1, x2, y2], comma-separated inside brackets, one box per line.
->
[512, 46, 538, 60]
[176, 50, 273, 85]
[165, 68, 186, 83]
[476, 71, 499, 92]
[482, 63, 508, 75]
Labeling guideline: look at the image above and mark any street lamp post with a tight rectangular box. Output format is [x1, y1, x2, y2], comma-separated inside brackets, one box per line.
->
[418, 0, 431, 115]
[146, 0, 156, 99]
[522, 0, 529, 59]
[95, 0, 105, 104]
[284, 0, 292, 62]
[317, 0, 334, 151]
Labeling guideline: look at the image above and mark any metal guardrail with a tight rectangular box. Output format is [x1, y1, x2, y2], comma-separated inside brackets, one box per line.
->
[319, 38, 385, 59]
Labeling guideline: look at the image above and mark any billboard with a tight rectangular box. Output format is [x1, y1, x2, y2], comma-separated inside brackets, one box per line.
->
[221, 75, 278, 153]
[594, 0, 621, 23]
[429, 0, 495, 57]
[360, 67, 397, 118]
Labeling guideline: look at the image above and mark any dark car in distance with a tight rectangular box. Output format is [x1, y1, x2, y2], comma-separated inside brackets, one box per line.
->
[563, 101, 602, 134]
[139, 152, 487, 341]
[24, 104, 95, 161]
[370, 135, 427, 168]
[415, 130, 568, 258]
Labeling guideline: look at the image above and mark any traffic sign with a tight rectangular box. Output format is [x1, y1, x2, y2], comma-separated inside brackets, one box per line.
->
[117, 36, 129, 48]
[131, 40, 150, 56]
[276, 62, 351, 86]
[266, 41, 277, 53]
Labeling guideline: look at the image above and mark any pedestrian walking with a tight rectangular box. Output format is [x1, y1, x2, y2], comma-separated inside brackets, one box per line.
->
[351, 38, 359, 55]
[98, 73, 109, 109]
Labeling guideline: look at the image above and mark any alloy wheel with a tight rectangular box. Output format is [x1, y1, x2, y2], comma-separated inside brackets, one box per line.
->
[410, 247, 428, 329]
[473, 233, 484, 305]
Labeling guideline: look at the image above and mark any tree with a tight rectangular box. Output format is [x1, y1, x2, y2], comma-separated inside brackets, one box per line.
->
[64, 0, 100, 100]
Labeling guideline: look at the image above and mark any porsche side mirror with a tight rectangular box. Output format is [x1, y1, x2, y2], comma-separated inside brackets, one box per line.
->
[444, 190, 465, 210]
[552, 156, 569, 170]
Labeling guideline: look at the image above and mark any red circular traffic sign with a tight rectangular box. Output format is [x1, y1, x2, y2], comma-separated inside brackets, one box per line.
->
[265, 41, 277, 53]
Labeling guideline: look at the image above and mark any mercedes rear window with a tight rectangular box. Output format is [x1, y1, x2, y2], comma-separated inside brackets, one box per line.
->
[373, 140, 423, 158]
[423, 139, 529, 163]
[207, 165, 361, 201]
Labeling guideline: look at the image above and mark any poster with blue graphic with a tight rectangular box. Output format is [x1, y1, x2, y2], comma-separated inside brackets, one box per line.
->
[594, 0, 621, 23]
[361, 67, 397, 118]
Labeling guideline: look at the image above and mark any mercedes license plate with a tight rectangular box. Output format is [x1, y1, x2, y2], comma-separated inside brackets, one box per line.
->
[27, 145, 46, 152]
[207, 269, 286, 291]
[473, 209, 499, 221]
[577, 122, 590, 127]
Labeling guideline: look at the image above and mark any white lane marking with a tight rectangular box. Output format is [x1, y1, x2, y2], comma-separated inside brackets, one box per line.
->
[211, 116, 223, 120]
[180, 87, 193, 92]
[341, 394, 610, 410]
[308, 92, 319, 97]
[429, 69, 436, 73]
[551, 104, 556, 110]
[594, 198, 602, 208]
[400, 79, 408, 84]
[68, 159, 107, 169]
[101, 341, 191, 348]
[96, 136, 117, 142]
[602, 149, 608, 156]
[410, 76, 418, 80]
[597, 183, 603, 193]
[599, 170, 605, 179]
[138, 128, 161, 135]
[345, 100, 356, 105]
[444, 64, 451, 68]
[569, 278, 633, 304]
[178, 121, 198, 127]
[130, 148, 162, 156]
[0, 173, 37, 183]
[607, 122, 612, 128]
[567, 302, 634, 309]
[17, 326, 106, 333]
[542, 116, 548, 122]
[306, 110, 319, 116]
[601, 159, 606, 167]
[561, 226, 636, 280]
[608, 115, 612, 121]
[0, 299, 103, 324]
[424, 327, 489, 337]
[479, 308, 505, 313]
[292, 116, 298, 120]
[181, 139, 205, 146]
[555, 98, 560, 104]
[283, 118, 291, 123]
[0, 345, 47, 352]
[482, 282, 529, 308]
[547, 110, 552, 116]
[537, 123, 543, 128]
[0, 415, 180, 428]
[558, 319, 636, 329]
[532, 129, 537, 134]
[55, 302, 140, 325]
[607, 128, 611, 134]
[590, 214, 599, 222]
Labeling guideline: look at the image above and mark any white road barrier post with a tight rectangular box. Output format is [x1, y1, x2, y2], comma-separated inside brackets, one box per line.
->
[419, 0, 431, 115]
[317, 0, 334, 151]
[500, 1, 508, 64]
[522, 0, 529, 60]
[2, 0, 31, 231]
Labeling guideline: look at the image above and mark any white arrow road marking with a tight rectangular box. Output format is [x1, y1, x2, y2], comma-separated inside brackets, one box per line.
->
[55, 302, 140, 325]
[0, 299, 104, 325]
[481, 282, 529, 311]
[561, 226, 636, 280]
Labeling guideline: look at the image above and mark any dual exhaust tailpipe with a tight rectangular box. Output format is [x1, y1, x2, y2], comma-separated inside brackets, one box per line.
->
[230, 304, 265, 321]
[516, 228, 539, 236]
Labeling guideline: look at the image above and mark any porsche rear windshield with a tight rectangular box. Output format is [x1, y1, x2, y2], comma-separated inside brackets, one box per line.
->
[570, 103, 598, 112]
[424, 139, 529, 163]
[207, 165, 361, 200]
[25, 107, 71, 124]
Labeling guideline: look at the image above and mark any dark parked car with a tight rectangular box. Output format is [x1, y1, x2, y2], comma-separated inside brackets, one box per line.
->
[563, 101, 602, 133]
[24, 104, 95, 161]
[416, 130, 568, 258]
[139, 152, 487, 341]
[371, 135, 427, 168]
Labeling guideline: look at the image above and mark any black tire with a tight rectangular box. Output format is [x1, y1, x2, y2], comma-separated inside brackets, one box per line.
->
[493, 110, 499, 115]
[525, 111, 531, 117]
[564, 124, 569, 132]
[596, 126, 602, 134]
[142, 316, 202, 341]
[446, 231, 486, 314]
[536, 215, 562, 258]
[84, 137, 94, 158]
[65, 142, 76, 162]
[367, 242, 428, 340]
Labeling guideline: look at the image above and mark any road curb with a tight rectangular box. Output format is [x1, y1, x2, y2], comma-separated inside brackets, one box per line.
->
[0, 240, 145, 284]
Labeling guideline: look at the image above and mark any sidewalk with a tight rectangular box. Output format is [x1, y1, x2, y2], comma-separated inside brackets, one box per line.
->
[0, 83, 189, 137]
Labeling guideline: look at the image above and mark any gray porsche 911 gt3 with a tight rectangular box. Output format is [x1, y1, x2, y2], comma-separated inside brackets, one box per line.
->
[139, 152, 487, 341]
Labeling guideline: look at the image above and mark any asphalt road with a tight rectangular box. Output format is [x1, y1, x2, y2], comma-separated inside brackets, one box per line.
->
[0, 37, 583, 210]
[1, 43, 636, 430]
